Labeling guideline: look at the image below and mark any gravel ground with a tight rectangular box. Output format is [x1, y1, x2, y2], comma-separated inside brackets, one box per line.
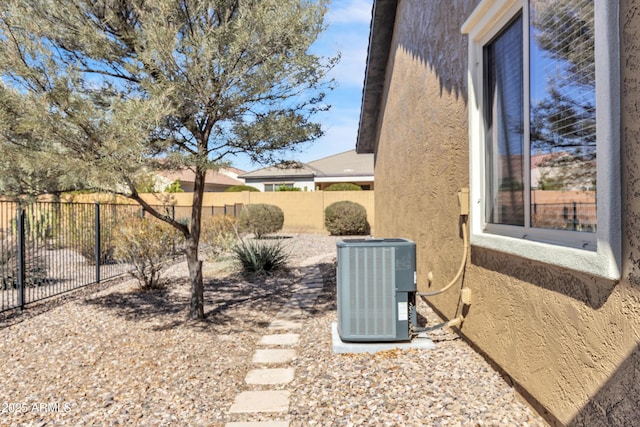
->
[0, 234, 545, 426]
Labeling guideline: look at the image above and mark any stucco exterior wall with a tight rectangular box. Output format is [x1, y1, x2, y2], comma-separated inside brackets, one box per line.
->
[372, 0, 640, 425]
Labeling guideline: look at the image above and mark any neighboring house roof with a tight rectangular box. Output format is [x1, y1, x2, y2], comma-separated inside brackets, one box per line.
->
[220, 166, 246, 179]
[158, 168, 246, 187]
[307, 150, 373, 177]
[357, 0, 398, 154]
[239, 163, 319, 180]
[239, 150, 374, 180]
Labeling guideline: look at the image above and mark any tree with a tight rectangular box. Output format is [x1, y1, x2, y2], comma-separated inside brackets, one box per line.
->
[0, 0, 336, 319]
[0, 87, 87, 199]
[529, 0, 596, 191]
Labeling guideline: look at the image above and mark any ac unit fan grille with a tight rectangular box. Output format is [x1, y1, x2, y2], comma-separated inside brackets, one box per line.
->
[339, 246, 396, 339]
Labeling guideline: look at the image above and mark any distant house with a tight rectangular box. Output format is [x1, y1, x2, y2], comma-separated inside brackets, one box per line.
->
[240, 150, 374, 191]
[154, 167, 246, 192]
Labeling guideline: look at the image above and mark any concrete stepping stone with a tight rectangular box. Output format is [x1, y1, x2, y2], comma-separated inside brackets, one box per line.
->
[295, 287, 322, 296]
[229, 390, 291, 413]
[275, 306, 306, 320]
[245, 368, 295, 385]
[287, 294, 318, 308]
[252, 349, 296, 364]
[259, 334, 299, 346]
[268, 319, 302, 330]
[226, 422, 289, 427]
[302, 278, 325, 288]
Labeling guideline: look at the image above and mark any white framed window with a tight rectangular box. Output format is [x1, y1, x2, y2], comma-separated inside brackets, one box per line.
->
[264, 183, 295, 191]
[462, 0, 621, 280]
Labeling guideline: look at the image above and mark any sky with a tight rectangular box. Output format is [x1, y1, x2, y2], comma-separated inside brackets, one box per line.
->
[229, 0, 373, 172]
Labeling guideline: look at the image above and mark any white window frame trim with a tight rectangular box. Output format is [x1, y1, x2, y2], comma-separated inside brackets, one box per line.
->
[462, 0, 621, 280]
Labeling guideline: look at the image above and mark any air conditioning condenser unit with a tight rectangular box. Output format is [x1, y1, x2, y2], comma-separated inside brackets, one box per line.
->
[336, 238, 416, 342]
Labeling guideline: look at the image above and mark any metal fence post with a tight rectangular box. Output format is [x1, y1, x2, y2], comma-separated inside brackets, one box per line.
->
[17, 206, 25, 311]
[573, 202, 578, 231]
[95, 202, 101, 283]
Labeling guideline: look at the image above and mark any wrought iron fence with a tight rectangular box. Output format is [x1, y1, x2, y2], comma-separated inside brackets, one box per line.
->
[531, 202, 597, 232]
[0, 200, 243, 314]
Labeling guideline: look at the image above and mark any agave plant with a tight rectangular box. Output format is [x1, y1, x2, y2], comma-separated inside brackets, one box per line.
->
[232, 237, 290, 276]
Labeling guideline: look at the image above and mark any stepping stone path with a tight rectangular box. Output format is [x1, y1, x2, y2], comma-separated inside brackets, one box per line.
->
[226, 255, 331, 427]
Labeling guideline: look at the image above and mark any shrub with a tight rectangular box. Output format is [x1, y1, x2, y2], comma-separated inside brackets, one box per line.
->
[238, 204, 284, 238]
[113, 217, 181, 290]
[201, 215, 239, 259]
[225, 185, 260, 192]
[276, 185, 301, 191]
[164, 180, 184, 193]
[1, 236, 50, 289]
[324, 183, 362, 191]
[135, 173, 158, 193]
[66, 205, 118, 265]
[232, 238, 290, 276]
[324, 201, 369, 235]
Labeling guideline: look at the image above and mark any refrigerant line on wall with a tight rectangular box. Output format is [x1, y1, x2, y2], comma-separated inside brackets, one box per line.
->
[417, 187, 470, 298]
[414, 189, 471, 332]
[416, 215, 469, 297]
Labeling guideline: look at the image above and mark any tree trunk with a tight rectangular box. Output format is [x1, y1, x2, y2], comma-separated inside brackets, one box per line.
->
[187, 164, 207, 320]
[186, 237, 204, 320]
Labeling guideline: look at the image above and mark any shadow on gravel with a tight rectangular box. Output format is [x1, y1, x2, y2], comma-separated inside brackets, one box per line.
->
[82, 270, 295, 329]
[81, 260, 338, 332]
[302, 261, 337, 315]
[83, 285, 187, 322]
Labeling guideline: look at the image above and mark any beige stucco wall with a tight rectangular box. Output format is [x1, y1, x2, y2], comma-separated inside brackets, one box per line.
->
[371, 0, 640, 425]
[64, 191, 374, 235]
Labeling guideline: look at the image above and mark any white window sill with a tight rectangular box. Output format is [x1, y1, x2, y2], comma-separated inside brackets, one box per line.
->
[471, 231, 620, 281]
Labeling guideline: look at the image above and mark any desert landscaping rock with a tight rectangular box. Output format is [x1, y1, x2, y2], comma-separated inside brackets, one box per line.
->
[226, 422, 289, 427]
[0, 234, 545, 426]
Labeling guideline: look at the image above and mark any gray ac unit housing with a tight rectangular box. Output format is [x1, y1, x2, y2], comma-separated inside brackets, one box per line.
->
[336, 238, 416, 342]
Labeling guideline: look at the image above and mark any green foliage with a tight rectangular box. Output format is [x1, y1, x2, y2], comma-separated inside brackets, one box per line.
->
[10, 204, 57, 244]
[1, 236, 50, 289]
[225, 185, 260, 192]
[238, 204, 284, 238]
[276, 185, 301, 191]
[113, 217, 182, 290]
[324, 183, 362, 191]
[201, 215, 239, 259]
[232, 238, 290, 276]
[324, 201, 369, 236]
[538, 176, 565, 191]
[164, 180, 184, 193]
[0, 90, 87, 198]
[135, 174, 158, 194]
[499, 178, 524, 191]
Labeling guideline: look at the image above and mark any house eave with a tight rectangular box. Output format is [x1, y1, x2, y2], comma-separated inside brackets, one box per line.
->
[356, 0, 398, 154]
[242, 174, 315, 181]
[314, 175, 374, 183]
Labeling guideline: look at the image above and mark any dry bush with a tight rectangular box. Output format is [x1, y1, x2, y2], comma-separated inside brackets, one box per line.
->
[113, 217, 182, 290]
[238, 204, 284, 238]
[201, 215, 239, 259]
